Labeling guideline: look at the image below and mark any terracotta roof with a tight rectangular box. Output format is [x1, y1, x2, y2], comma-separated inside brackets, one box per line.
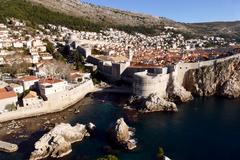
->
[39, 78, 64, 85]
[19, 76, 39, 82]
[23, 91, 37, 99]
[0, 88, 17, 100]
[9, 83, 22, 88]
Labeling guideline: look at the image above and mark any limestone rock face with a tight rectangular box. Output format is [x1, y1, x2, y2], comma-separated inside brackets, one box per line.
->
[220, 75, 240, 98]
[184, 58, 240, 98]
[29, 123, 95, 160]
[109, 118, 137, 150]
[143, 94, 178, 112]
[127, 94, 178, 112]
[168, 83, 193, 103]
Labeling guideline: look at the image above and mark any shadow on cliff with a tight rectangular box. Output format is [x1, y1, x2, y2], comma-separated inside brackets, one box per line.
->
[18, 130, 47, 159]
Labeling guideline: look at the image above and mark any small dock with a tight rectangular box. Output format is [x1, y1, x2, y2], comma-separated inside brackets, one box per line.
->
[0, 140, 18, 153]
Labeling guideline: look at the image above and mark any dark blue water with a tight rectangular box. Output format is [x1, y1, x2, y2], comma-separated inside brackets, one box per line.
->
[1, 96, 240, 160]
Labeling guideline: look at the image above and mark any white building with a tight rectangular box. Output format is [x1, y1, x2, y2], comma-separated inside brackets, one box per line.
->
[0, 87, 18, 112]
[39, 52, 53, 60]
[9, 83, 24, 94]
[0, 30, 8, 39]
[38, 78, 67, 96]
[0, 57, 5, 65]
[31, 52, 40, 64]
[13, 41, 23, 48]
[18, 76, 39, 90]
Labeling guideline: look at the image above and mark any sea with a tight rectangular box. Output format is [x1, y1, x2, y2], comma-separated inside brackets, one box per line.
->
[0, 94, 240, 160]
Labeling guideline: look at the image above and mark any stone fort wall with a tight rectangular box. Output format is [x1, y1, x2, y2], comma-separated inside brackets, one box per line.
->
[133, 53, 240, 97]
[0, 80, 95, 122]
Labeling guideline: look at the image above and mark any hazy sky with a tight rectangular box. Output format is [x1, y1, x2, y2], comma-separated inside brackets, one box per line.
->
[81, 0, 240, 23]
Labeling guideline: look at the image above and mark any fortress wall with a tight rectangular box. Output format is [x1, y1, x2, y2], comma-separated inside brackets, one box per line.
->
[133, 71, 172, 97]
[86, 55, 101, 65]
[0, 80, 95, 123]
[133, 53, 240, 97]
[175, 53, 240, 85]
[112, 62, 130, 81]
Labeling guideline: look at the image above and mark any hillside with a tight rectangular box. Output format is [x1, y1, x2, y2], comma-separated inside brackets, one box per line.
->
[0, 0, 239, 40]
[188, 21, 240, 41]
[27, 0, 188, 29]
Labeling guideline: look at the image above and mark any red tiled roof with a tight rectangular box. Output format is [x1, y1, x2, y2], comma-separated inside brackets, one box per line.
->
[19, 76, 39, 82]
[39, 78, 64, 85]
[0, 88, 17, 100]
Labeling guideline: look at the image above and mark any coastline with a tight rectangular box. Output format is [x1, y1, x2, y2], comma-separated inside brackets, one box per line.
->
[0, 94, 239, 160]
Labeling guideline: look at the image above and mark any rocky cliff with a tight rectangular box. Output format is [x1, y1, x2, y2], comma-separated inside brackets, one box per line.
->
[184, 58, 240, 98]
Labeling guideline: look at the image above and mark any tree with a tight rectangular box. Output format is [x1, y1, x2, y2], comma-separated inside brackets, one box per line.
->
[43, 39, 55, 55]
[5, 103, 17, 112]
[97, 155, 119, 160]
[73, 50, 84, 70]
[156, 147, 165, 160]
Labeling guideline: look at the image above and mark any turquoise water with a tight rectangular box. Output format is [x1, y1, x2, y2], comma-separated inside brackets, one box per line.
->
[1, 95, 240, 160]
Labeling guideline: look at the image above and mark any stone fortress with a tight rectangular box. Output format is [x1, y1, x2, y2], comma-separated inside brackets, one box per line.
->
[133, 52, 240, 97]
[86, 48, 240, 98]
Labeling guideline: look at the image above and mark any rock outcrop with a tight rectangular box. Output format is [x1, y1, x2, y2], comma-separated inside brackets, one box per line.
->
[184, 58, 240, 98]
[220, 75, 240, 98]
[128, 94, 178, 113]
[109, 118, 137, 150]
[167, 82, 193, 103]
[30, 123, 95, 160]
[143, 94, 178, 112]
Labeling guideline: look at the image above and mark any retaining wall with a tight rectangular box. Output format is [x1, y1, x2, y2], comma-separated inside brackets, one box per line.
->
[0, 80, 95, 123]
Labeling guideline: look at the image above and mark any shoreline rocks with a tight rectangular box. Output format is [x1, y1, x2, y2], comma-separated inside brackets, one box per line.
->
[0, 141, 18, 153]
[108, 118, 137, 150]
[29, 123, 95, 160]
[127, 94, 178, 113]
[168, 83, 193, 103]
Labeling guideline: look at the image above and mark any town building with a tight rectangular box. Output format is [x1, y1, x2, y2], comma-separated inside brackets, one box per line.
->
[0, 87, 18, 112]
[18, 76, 39, 90]
[38, 78, 68, 96]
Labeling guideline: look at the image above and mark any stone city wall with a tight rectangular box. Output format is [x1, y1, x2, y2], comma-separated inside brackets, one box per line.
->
[0, 80, 95, 123]
[133, 71, 173, 97]
[133, 53, 240, 97]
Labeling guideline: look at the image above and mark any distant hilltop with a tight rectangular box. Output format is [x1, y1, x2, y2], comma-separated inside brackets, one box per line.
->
[27, 0, 240, 40]
[0, 0, 239, 41]
[28, 0, 187, 29]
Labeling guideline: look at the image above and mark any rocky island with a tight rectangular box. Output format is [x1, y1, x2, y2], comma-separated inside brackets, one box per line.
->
[108, 118, 137, 150]
[127, 94, 178, 113]
[30, 123, 95, 160]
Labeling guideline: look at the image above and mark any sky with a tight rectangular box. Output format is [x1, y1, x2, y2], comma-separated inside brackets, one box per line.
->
[81, 0, 240, 23]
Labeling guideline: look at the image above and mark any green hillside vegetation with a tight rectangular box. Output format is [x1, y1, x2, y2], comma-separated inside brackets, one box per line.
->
[0, 0, 161, 35]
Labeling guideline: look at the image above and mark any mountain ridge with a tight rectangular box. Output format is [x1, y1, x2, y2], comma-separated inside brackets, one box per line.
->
[1, 0, 239, 41]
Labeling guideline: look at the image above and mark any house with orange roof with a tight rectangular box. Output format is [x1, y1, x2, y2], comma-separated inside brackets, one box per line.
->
[0, 87, 18, 112]
[18, 76, 39, 91]
[38, 78, 67, 96]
